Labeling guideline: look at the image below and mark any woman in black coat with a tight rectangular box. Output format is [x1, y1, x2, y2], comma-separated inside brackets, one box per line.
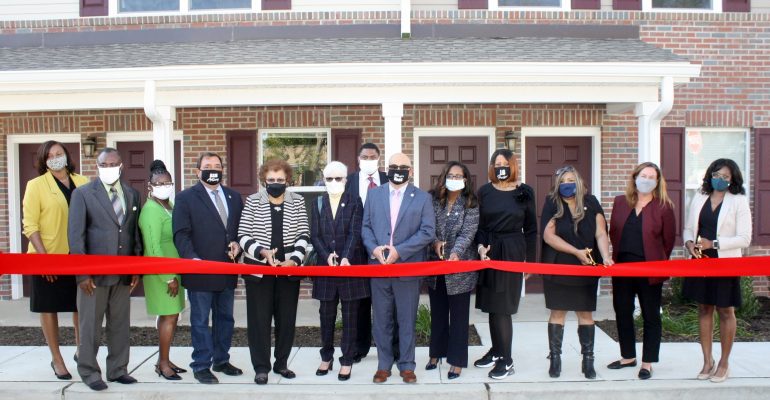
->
[311, 161, 368, 381]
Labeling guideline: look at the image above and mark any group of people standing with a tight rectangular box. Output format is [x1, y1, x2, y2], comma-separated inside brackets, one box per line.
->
[22, 138, 751, 390]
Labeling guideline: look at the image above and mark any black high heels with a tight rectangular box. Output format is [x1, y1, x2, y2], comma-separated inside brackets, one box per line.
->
[316, 359, 334, 376]
[51, 362, 72, 380]
[169, 362, 187, 374]
[156, 365, 182, 381]
[338, 365, 352, 381]
[425, 358, 441, 370]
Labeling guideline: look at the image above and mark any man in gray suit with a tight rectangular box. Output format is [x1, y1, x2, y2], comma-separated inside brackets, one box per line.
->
[68, 147, 142, 391]
[362, 152, 435, 384]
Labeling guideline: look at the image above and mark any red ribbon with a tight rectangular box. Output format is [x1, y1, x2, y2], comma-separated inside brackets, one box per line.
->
[1, 253, 768, 277]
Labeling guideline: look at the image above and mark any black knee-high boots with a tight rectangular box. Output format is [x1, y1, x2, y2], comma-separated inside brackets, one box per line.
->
[578, 324, 596, 379]
[547, 323, 564, 378]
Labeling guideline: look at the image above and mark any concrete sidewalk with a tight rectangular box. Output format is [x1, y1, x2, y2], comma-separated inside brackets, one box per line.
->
[1, 295, 768, 399]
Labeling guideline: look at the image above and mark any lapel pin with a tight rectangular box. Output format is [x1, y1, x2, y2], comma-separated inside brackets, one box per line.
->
[410, 193, 414, 197]
[132, 206, 137, 211]
[341, 203, 346, 207]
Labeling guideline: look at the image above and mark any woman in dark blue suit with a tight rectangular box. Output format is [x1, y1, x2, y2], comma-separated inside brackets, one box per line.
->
[311, 161, 368, 381]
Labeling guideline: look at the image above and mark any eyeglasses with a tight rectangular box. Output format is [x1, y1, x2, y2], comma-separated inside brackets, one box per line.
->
[388, 164, 411, 170]
[711, 172, 730, 181]
[555, 166, 575, 176]
[265, 178, 287, 184]
[446, 174, 465, 180]
[324, 177, 344, 182]
[150, 182, 174, 187]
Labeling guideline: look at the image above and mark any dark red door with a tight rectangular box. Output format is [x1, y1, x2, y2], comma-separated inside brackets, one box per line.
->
[115, 140, 182, 297]
[418, 136, 489, 192]
[525, 136, 593, 293]
[19, 142, 80, 296]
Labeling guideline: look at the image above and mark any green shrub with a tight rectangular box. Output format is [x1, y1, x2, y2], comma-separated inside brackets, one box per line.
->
[736, 276, 760, 320]
[415, 304, 432, 342]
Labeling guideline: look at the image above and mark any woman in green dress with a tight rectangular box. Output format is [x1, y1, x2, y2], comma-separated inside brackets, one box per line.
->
[139, 160, 186, 380]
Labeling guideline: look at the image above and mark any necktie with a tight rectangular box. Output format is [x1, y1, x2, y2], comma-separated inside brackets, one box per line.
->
[368, 176, 377, 190]
[212, 189, 228, 227]
[110, 186, 124, 225]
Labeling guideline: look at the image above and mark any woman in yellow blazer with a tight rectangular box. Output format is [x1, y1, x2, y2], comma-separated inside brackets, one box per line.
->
[683, 158, 752, 383]
[22, 140, 89, 380]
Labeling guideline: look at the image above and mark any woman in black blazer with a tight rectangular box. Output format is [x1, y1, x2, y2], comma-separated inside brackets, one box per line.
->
[238, 159, 310, 385]
[311, 161, 368, 381]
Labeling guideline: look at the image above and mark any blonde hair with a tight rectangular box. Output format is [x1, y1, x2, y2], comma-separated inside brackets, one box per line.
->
[624, 162, 674, 209]
[549, 166, 587, 234]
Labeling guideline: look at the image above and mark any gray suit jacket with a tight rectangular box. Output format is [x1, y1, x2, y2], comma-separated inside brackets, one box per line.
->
[68, 178, 143, 286]
[361, 183, 435, 280]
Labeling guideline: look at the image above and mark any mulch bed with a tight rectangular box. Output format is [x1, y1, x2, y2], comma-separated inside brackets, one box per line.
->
[597, 297, 770, 343]
[0, 326, 481, 347]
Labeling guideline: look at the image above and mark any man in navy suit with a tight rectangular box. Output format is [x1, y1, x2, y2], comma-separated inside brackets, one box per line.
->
[173, 152, 244, 384]
[362, 152, 435, 384]
[344, 143, 390, 362]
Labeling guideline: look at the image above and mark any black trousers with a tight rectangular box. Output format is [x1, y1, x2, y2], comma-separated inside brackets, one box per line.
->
[612, 277, 663, 363]
[356, 296, 399, 358]
[320, 297, 361, 366]
[245, 277, 300, 374]
[428, 276, 471, 368]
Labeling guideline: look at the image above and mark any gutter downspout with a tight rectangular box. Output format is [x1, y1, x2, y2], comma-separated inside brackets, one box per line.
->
[636, 76, 674, 164]
[144, 80, 176, 181]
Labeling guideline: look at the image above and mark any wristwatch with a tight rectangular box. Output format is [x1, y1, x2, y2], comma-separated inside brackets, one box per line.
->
[713, 240, 720, 250]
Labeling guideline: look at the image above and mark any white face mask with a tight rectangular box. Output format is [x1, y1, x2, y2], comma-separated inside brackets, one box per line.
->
[635, 176, 657, 194]
[445, 179, 465, 192]
[152, 185, 174, 200]
[359, 159, 379, 176]
[325, 180, 346, 195]
[98, 165, 121, 185]
[46, 155, 67, 171]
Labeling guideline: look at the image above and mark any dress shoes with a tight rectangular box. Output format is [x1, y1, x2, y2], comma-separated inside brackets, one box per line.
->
[447, 367, 461, 380]
[400, 370, 417, 384]
[156, 365, 182, 381]
[50, 362, 72, 380]
[274, 368, 296, 379]
[193, 369, 219, 384]
[108, 375, 138, 384]
[170, 363, 188, 374]
[425, 358, 440, 370]
[338, 365, 352, 381]
[316, 359, 334, 376]
[86, 380, 108, 391]
[697, 359, 717, 380]
[254, 373, 268, 385]
[373, 369, 391, 383]
[212, 362, 243, 376]
[638, 367, 653, 380]
[607, 360, 637, 369]
[710, 369, 729, 383]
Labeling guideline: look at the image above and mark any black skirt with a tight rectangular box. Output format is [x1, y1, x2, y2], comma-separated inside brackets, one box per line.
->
[682, 276, 742, 308]
[30, 275, 77, 313]
[475, 233, 524, 315]
[543, 279, 599, 311]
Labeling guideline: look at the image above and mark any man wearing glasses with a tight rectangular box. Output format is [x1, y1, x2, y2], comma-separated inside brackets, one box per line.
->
[344, 143, 392, 362]
[173, 152, 244, 384]
[68, 147, 142, 391]
[362, 153, 436, 384]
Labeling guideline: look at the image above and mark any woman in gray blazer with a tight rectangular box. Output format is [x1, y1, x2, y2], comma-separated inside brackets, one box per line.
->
[425, 162, 479, 380]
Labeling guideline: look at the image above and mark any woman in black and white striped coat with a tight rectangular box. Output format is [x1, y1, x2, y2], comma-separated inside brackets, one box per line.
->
[237, 159, 309, 385]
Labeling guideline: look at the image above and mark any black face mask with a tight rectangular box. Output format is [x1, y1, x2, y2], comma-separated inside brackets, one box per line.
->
[387, 168, 409, 185]
[495, 166, 511, 181]
[266, 183, 287, 198]
[200, 169, 222, 185]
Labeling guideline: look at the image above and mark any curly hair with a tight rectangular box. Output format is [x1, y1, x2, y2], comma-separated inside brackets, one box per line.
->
[259, 159, 294, 185]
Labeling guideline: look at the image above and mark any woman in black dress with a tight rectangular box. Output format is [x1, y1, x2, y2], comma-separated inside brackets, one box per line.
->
[683, 159, 751, 383]
[22, 141, 89, 380]
[473, 149, 537, 380]
[541, 166, 612, 379]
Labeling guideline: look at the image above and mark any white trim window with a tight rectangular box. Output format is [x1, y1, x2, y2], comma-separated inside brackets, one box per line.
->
[120, 0, 180, 12]
[113, 0, 260, 15]
[258, 128, 331, 193]
[643, 0, 722, 12]
[190, 0, 251, 10]
[490, 0, 570, 10]
[684, 127, 750, 216]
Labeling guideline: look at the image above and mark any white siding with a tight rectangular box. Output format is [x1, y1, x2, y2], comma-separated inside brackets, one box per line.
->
[291, 0, 401, 11]
[753, 0, 770, 12]
[601, 0, 614, 10]
[413, 0, 457, 11]
[0, 0, 79, 20]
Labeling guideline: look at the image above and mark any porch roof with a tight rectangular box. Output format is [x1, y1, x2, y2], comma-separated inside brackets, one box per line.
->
[1, 36, 688, 71]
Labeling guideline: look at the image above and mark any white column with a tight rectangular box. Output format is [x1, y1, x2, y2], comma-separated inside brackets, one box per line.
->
[144, 80, 176, 178]
[382, 102, 404, 162]
[400, 0, 411, 38]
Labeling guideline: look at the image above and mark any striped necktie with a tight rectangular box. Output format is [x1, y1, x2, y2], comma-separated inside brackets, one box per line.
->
[211, 189, 228, 227]
[110, 186, 124, 225]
